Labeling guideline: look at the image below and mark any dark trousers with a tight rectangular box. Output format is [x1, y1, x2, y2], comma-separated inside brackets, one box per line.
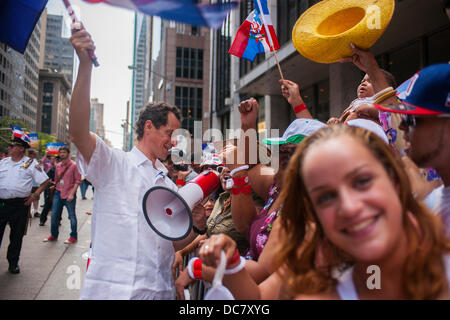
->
[0, 198, 29, 266]
[40, 188, 53, 224]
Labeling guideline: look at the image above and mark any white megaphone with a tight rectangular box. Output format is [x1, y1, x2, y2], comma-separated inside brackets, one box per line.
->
[142, 170, 220, 241]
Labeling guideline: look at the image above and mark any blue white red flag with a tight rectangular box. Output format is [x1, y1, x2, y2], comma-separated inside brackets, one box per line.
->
[10, 125, 30, 143]
[83, 0, 238, 29]
[229, 0, 279, 62]
[46, 143, 67, 156]
[0, 0, 48, 54]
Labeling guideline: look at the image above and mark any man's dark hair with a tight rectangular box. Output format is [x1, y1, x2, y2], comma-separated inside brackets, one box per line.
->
[381, 69, 397, 88]
[135, 102, 181, 141]
[59, 146, 70, 154]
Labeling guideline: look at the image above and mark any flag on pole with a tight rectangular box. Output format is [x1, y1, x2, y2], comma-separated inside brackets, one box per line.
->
[28, 133, 39, 148]
[82, 0, 239, 29]
[46, 143, 67, 156]
[0, 0, 48, 54]
[229, 0, 279, 62]
[10, 125, 31, 144]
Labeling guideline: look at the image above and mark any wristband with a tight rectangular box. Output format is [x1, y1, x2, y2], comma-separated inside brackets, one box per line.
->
[230, 165, 249, 177]
[240, 184, 252, 194]
[232, 175, 249, 186]
[176, 179, 185, 186]
[293, 103, 307, 114]
[231, 184, 251, 195]
[228, 248, 240, 266]
[224, 256, 246, 275]
[193, 258, 202, 280]
[231, 187, 241, 195]
[187, 257, 202, 280]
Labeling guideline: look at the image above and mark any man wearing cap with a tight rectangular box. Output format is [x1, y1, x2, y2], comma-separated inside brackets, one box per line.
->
[0, 133, 49, 274]
[70, 25, 206, 299]
[375, 63, 450, 236]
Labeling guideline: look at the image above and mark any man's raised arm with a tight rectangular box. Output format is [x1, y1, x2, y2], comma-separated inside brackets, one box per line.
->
[69, 25, 97, 164]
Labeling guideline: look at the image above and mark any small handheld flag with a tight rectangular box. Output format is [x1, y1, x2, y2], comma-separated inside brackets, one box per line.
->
[229, 0, 282, 78]
[10, 125, 30, 143]
[46, 143, 67, 156]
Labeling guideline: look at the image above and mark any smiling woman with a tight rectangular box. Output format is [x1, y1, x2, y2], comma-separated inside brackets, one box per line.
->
[276, 124, 450, 300]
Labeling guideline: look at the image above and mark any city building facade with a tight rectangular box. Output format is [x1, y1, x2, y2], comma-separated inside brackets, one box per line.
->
[36, 69, 71, 143]
[0, 13, 44, 131]
[43, 14, 74, 86]
[211, 0, 450, 139]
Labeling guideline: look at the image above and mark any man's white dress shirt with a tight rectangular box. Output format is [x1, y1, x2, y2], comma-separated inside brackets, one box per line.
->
[77, 135, 177, 299]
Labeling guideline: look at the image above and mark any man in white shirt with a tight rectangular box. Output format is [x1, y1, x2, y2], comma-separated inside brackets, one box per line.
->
[70, 26, 207, 299]
[0, 135, 49, 274]
[375, 63, 450, 236]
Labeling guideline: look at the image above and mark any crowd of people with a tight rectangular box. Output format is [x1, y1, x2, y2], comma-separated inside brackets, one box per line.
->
[0, 20, 448, 300]
[0, 139, 96, 274]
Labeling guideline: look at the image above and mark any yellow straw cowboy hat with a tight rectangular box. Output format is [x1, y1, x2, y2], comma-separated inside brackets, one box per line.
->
[292, 0, 395, 64]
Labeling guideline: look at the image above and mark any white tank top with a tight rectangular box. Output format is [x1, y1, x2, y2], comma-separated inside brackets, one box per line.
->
[336, 254, 450, 300]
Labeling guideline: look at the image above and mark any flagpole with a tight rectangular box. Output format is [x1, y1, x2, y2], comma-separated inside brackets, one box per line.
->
[62, 0, 100, 67]
[255, 0, 284, 80]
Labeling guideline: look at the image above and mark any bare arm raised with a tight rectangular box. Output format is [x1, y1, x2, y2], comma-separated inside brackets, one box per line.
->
[69, 25, 97, 164]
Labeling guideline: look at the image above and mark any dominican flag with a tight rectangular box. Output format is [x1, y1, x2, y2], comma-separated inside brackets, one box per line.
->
[10, 125, 31, 143]
[83, 0, 238, 29]
[229, 0, 279, 62]
[0, 0, 48, 54]
[46, 143, 67, 156]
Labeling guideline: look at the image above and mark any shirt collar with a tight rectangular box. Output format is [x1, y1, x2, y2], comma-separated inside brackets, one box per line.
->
[129, 147, 168, 176]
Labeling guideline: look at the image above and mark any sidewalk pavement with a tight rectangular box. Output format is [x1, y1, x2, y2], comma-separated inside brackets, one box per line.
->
[0, 189, 93, 300]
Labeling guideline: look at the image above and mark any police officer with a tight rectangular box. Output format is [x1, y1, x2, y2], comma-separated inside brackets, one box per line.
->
[0, 134, 49, 274]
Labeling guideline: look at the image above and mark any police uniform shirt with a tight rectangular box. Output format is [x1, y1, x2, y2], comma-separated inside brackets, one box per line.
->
[0, 156, 48, 199]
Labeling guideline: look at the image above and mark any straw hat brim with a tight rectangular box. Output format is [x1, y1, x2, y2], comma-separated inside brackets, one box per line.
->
[292, 0, 395, 64]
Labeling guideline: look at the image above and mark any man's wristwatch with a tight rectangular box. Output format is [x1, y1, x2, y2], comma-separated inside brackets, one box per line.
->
[193, 225, 207, 235]
[33, 193, 39, 200]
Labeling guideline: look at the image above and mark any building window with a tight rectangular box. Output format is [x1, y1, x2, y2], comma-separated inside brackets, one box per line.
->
[175, 86, 203, 135]
[215, 1, 232, 116]
[176, 47, 203, 80]
[428, 26, 450, 66]
[277, 0, 320, 46]
[301, 79, 329, 123]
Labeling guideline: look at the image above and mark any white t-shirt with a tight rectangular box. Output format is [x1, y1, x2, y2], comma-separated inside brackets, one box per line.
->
[0, 156, 48, 199]
[77, 135, 178, 300]
[427, 185, 450, 238]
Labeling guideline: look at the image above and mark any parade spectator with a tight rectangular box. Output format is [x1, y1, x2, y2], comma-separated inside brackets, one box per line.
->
[327, 69, 397, 125]
[0, 134, 49, 274]
[375, 63, 450, 236]
[27, 149, 40, 217]
[69, 25, 206, 299]
[222, 98, 325, 261]
[43, 146, 81, 244]
[198, 125, 450, 300]
[173, 165, 265, 299]
[80, 177, 94, 200]
[39, 155, 56, 226]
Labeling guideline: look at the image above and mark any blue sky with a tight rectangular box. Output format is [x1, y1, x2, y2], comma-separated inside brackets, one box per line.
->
[46, 0, 135, 148]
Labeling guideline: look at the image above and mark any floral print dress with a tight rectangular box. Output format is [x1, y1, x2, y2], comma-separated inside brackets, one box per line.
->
[245, 184, 281, 261]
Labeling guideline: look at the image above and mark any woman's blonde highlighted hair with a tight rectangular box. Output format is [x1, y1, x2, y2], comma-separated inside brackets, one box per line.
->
[276, 124, 450, 299]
